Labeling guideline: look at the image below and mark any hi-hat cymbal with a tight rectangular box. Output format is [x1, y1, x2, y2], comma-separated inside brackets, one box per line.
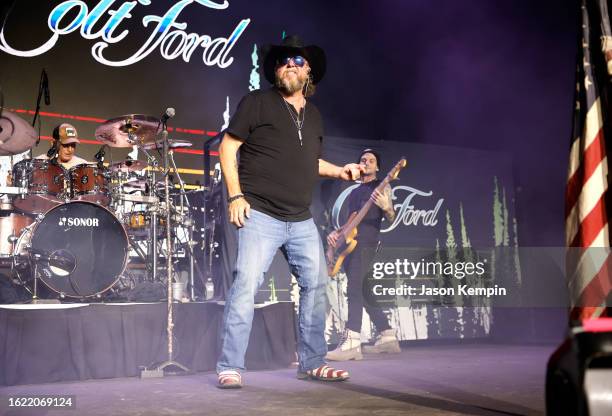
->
[95, 114, 161, 148]
[108, 159, 148, 172]
[140, 139, 193, 150]
[0, 110, 37, 155]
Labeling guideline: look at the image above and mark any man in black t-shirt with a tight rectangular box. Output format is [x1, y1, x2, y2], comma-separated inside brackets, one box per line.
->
[216, 35, 364, 388]
[326, 149, 401, 361]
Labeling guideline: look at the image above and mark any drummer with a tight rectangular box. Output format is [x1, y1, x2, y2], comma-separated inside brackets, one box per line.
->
[37, 123, 88, 169]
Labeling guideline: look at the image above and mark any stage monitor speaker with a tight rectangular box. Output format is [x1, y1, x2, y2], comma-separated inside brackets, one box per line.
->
[546, 318, 612, 416]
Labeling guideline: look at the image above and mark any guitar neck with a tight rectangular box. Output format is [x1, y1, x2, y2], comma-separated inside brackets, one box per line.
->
[343, 178, 390, 235]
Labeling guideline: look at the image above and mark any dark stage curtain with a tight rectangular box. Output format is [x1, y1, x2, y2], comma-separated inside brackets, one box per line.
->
[0, 302, 296, 386]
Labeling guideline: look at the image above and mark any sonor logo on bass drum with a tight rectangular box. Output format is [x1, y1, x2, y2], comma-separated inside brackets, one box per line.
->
[58, 217, 100, 227]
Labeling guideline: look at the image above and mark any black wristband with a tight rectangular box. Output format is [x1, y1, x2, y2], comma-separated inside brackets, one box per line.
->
[227, 194, 245, 203]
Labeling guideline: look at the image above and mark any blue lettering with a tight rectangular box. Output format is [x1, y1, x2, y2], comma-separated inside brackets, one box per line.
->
[102, 1, 144, 43]
[81, 0, 116, 38]
[0, 0, 249, 69]
[49, 1, 88, 34]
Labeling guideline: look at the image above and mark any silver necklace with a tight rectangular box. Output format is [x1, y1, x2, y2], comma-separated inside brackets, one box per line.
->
[281, 97, 306, 146]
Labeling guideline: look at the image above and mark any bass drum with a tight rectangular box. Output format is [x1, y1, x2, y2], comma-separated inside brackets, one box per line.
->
[16, 201, 128, 298]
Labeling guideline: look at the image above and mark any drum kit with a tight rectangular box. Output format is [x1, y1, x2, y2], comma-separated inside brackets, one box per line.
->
[0, 109, 200, 301]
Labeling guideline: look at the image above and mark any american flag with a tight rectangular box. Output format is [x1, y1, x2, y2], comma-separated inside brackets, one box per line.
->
[565, 0, 612, 321]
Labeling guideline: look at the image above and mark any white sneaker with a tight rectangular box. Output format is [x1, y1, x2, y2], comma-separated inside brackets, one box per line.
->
[325, 329, 363, 361]
[362, 329, 401, 354]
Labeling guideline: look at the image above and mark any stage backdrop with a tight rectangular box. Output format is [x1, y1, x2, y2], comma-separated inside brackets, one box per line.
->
[1, 2, 542, 342]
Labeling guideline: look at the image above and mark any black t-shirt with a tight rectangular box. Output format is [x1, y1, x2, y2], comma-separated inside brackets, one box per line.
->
[227, 88, 323, 221]
[347, 180, 384, 244]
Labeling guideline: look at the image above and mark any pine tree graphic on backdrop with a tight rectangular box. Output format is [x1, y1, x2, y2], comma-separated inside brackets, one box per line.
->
[459, 202, 491, 336]
[491, 177, 522, 306]
[502, 188, 510, 247]
[249, 44, 260, 91]
[491, 176, 504, 282]
[442, 209, 463, 338]
[493, 177, 504, 245]
[222, 96, 230, 130]
[446, 209, 458, 261]
[391, 260, 411, 340]
[445, 208, 458, 295]
[460, 202, 480, 303]
[325, 273, 348, 343]
[512, 203, 522, 286]
[459, 202, 473, 263]
[459, 202, 478, 336]
[268, 275, 278, 302]
[425, 239, 443, 339]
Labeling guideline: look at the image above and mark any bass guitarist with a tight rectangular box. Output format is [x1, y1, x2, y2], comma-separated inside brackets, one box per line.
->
[326, 149, 401, 361]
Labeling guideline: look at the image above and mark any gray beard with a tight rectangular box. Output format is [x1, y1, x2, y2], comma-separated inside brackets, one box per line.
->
[275, 74, 305, 95]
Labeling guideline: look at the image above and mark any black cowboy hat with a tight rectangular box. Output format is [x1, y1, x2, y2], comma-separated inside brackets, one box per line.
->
[260, 35, 326, 85]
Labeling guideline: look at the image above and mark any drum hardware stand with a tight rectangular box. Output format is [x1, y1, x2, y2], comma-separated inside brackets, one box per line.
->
[9, 221, 57, 304]
[168, 149, 196, 301]
[141, 117, 190, 378]
[201, 132, 223, 299]
[188, 236, 196, 300]
[127, 236, 149, 265]
[150, 197, 158, 282]
[140, 146, 159, 282]
[26, 257, 60, 304]
[202, 170, 222, 300]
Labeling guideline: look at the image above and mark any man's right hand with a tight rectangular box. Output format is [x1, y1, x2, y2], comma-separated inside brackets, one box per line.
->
[229, 197, 250, 227]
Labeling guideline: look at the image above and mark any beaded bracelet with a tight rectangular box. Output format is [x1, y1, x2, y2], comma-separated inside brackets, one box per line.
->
[227, 194, 245, 203]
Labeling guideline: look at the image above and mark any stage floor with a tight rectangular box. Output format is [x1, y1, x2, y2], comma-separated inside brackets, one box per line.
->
[0, 344, 552, 416]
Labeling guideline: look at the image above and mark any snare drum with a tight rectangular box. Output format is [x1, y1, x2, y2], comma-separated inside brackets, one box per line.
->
[69, 164, 110, 206]
[12, 159, 66, 214]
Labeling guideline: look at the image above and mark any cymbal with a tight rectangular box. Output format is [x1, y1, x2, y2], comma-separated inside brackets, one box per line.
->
[108, 159, 148, 172]
[95, 114, 161, 148]
[0, 110, 37, 155]
[140, 139, 193, 150]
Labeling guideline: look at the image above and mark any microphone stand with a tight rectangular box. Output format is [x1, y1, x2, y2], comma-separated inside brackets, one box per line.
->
[141, 118, 190, 378]
[31, 71, 44, 129]
[30, 70, 45, 159]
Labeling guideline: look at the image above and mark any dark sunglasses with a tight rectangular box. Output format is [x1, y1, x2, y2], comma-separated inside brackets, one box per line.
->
[277, 55, 306, 67]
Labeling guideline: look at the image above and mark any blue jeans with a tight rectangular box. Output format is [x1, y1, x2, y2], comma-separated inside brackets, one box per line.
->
[216, 209, 328, 374]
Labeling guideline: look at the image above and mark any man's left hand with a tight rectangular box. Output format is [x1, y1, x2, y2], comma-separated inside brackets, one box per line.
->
[371, 188, 391, 211]
[340, 163, 364, 181]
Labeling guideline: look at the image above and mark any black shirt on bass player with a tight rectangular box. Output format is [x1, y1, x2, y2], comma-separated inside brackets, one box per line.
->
[347, 180, 384, 245]
[227, 88, 323, 222]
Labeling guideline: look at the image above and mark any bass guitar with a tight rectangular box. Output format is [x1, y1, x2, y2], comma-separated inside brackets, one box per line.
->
[326, 157, 407, 277]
